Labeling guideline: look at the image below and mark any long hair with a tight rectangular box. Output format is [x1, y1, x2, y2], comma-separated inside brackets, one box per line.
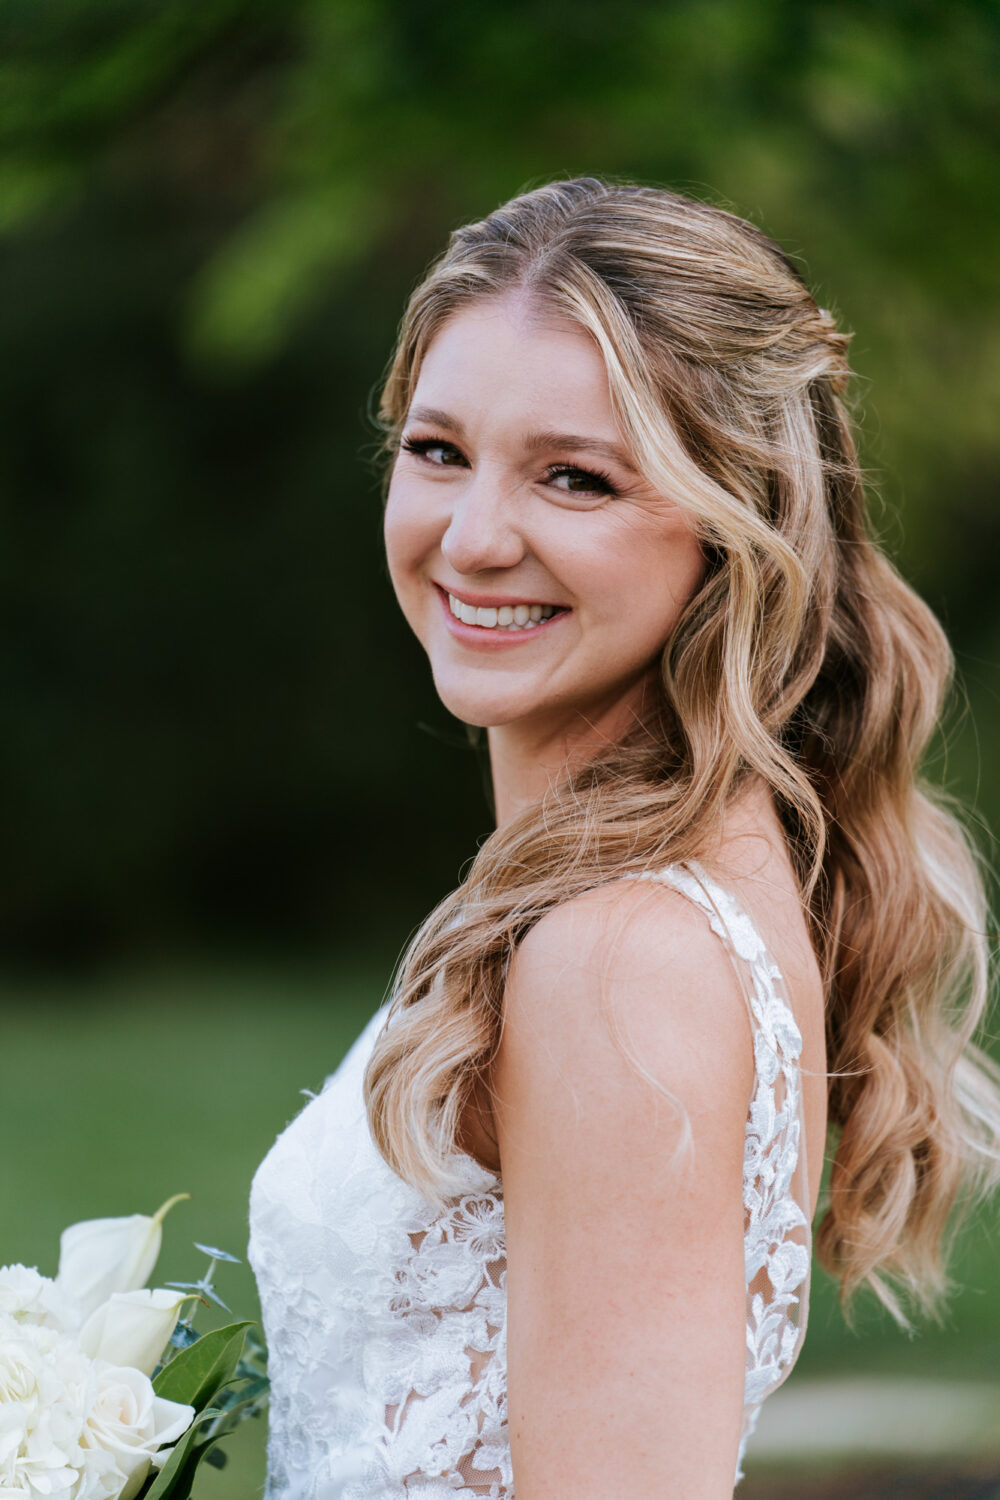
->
[364, 177, 1000, 1318]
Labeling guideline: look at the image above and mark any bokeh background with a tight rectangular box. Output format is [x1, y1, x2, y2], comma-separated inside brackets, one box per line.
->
[3, 1, 1000, 1494]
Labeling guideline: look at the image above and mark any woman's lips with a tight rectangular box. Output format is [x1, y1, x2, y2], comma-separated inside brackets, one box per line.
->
[434, 584, 570, 648]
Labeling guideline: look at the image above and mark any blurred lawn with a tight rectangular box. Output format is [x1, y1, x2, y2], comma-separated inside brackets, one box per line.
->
[5, 954, 1000, 1496]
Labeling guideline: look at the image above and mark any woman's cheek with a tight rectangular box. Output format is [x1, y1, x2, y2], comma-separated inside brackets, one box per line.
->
[386, 472, 444, 551]
[383, 490, 419, 585]
[383, 488, 437, 641]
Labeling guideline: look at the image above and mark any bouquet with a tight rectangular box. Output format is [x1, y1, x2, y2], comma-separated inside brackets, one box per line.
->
[1, 1194, 267, 1498]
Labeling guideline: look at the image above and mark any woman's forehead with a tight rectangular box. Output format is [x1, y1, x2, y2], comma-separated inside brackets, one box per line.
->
[409, 298, 622, 444]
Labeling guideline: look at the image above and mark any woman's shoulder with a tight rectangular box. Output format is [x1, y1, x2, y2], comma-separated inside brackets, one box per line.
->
[508, 865, 747, 1009]
[503, 777, 795, 1036]
[458, 869, 748, 1174]
[494, 777, 825, 1156]
[497, 867, 757, 1139]
[464, 778, 828, 1190]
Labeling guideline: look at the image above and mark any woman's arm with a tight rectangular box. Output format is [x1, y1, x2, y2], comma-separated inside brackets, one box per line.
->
[493, 879, 755, 1499]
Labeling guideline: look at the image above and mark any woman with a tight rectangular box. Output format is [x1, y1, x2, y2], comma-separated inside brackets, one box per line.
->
[249, 177, 1000, 1498]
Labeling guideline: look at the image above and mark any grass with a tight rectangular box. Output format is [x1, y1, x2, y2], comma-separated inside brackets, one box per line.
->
[5, 953, 1000, 1497]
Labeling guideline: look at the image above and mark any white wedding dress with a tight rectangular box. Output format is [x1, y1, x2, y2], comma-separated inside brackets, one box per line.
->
[248, 862, 812, 1498]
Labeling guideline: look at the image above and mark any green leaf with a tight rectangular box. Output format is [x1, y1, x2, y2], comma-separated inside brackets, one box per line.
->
[221, 1373, 269, 1405]
[198, 1385, 268, 1439]
[152, 1322, 253, 1411]
[139, 1409, 217, 1500]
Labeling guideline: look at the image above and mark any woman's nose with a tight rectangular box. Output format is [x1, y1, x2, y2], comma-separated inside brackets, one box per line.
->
[440, 472, 527, 575]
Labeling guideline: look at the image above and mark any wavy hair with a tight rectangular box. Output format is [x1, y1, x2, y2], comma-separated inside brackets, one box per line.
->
[364, 177, 1000, 1318]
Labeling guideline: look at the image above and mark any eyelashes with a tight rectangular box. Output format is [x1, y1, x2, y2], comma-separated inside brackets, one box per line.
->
[399, 436, 619, 499]
[400, 436, 465, 466]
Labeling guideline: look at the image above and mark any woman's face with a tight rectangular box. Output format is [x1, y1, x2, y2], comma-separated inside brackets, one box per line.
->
[383, 294, 706, 736]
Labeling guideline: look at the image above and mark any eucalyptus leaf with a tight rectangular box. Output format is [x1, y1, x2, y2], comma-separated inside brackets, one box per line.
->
[198, 1285, 233, 1312]
[167, 1323, 199, 1350]
[152, 1322, 253, 1410]
[194, 1243, 241, 1262]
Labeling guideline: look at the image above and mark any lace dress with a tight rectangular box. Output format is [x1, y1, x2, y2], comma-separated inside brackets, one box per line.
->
[248, 861, 812, 1498]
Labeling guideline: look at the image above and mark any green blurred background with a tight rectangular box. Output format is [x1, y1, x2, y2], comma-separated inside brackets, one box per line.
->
[2, 1, 999, 1494]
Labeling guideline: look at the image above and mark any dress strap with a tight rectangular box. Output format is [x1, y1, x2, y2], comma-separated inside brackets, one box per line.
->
[624, 860, 793, 1049]
[623, 861, 806, 1105]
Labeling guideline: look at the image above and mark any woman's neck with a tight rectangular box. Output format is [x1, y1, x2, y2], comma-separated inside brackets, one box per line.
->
[486, 681, 654, 828]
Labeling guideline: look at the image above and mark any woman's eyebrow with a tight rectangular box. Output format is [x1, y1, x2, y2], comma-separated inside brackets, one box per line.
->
[407, 404, 466, 435]
[405, 406, 638, 473]
[523, 428, 639, 473]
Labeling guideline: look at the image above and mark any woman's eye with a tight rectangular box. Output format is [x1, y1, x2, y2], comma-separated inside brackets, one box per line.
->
[400, 436, 467, 467]
[399, 439, 617, 498]
[545, 464, 618, 498]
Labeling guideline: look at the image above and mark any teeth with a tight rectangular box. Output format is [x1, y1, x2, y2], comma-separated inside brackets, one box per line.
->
[447, 593, 560, 631]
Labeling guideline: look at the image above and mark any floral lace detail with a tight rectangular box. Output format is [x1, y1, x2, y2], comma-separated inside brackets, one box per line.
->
[248, 862, 811, 1497]
[376, 1189, 510, 1498]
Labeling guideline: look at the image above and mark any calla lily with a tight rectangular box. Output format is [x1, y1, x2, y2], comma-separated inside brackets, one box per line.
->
[56, 1195, 188, 1321]
[79, 1286, 191, 1377]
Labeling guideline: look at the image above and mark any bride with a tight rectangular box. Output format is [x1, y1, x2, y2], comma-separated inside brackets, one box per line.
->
[248, 177, 1000, 1498]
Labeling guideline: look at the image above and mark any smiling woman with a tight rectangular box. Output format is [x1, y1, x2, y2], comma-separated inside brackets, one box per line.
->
[247, 177, 1000, 1499]
[384, 297, 706, 811]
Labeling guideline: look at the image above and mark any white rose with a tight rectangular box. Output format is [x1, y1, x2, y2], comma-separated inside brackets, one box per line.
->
[0, 1262, 82, 1333]
[80, 1362, 194, 1500]
[79, 1289, 188, 1378]
[57, 1196, 188, 1321]
[0, 1310, 194, 1500]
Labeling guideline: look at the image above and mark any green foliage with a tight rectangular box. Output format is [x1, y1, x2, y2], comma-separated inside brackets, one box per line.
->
[141, 1409, 221, 1500]
[1, 0, 998, 960]
[153, 1320, 254, 1408]
[148, 1315, 269, 1498]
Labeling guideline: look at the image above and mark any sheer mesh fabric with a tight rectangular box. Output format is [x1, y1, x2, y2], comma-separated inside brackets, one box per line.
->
[248, 861, 811, 1497]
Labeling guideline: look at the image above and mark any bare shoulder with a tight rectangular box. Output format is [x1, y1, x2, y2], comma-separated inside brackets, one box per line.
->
[509, 871, 739, 1001]
[495, 874, 755, 1159]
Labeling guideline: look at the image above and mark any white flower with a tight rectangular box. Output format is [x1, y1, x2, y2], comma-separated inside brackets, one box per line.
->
[79, 1289, 188, 1379]
[0, 1262, 82, 1333]
[81, 1362, 193, 1500]
[0, 1309, 193, 1500]
[0, 1311, 93, 1496]
[57, 1196, 188, 1322]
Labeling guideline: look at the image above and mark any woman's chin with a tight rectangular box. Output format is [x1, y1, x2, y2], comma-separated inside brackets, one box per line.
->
[430, 675, 551, 733]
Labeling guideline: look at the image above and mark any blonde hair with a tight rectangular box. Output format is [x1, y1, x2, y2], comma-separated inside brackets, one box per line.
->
[364, 177, 1000, 1319]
